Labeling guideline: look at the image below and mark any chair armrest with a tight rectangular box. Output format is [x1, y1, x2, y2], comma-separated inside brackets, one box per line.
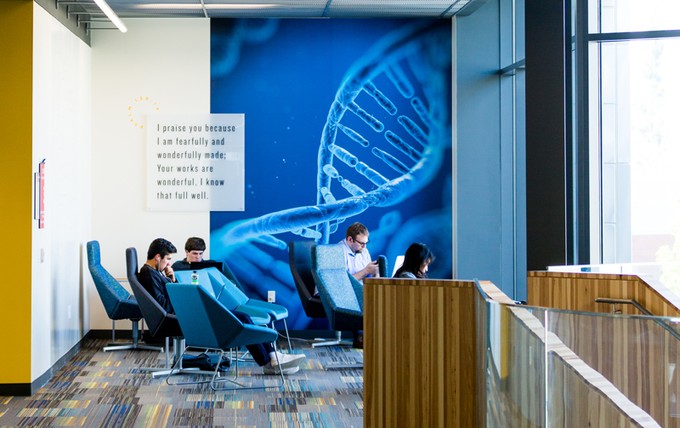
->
[245, 299, 289, 320]
[233, 323, 279, 347]
[234, 305, 271, 326]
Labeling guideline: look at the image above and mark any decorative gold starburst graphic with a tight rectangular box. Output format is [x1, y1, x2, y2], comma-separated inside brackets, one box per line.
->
[127, 96, 159, 129]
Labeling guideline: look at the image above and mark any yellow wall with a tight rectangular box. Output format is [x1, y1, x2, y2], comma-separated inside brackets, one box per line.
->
[0, 0, 33, 383]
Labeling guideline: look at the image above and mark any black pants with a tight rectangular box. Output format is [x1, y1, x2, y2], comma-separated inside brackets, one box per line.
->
[233, 312, 274, 366]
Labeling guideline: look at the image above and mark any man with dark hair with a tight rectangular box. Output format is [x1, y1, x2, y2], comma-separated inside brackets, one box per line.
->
[171, 236, 245, 292]
[138, 238, 305, 375]
[138, 238, 178, 313]
[340, 222, 380, 283]
[171, 236, 207, 271]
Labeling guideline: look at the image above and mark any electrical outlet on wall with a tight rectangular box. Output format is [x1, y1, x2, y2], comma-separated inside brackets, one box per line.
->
[267, 290, 276, 303]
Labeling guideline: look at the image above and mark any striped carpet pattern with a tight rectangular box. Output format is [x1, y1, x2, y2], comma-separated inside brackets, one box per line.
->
[0, 338, 364, 427]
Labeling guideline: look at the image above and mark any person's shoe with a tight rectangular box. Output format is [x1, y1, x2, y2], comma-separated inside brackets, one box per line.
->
[269, 352, 306, 370]
[262, 365, 300, 375]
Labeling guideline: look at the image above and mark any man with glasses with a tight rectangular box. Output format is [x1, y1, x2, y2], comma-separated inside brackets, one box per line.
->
[339, 222, 380, 283]
[338, 222, 379, 349]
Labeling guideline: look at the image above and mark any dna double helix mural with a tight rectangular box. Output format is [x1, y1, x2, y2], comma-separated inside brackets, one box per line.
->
[210, 19, 452, 328]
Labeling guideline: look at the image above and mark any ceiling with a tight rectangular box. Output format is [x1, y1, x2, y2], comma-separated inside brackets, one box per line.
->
[53, 0, 486, 33]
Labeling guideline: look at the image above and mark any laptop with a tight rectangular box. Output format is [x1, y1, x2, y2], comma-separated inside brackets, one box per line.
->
[391, 255, 404, 277]
[188, 260, 225, 271]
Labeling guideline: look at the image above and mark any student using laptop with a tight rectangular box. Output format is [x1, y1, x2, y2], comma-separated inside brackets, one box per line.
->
[171, 236, 214, 271]
[393, 242, 434, 279]
[141, 238, 305, 375]
[172, 236, 246, 291]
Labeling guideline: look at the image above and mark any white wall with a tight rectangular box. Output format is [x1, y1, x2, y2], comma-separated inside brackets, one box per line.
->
[32, 5, 92, 379]
[90, 19, 211, 330]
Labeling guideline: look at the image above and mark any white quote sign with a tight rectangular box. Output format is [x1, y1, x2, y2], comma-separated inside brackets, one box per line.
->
[146, 114, 244, 211]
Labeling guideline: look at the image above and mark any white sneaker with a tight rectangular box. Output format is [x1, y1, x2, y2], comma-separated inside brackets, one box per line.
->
[269, 351, 306, 370]
[262, 365, 299, 375]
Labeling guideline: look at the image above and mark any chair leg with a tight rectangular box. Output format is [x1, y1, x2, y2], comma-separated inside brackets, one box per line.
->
[283, 319, 292, 351]
[211, 344, 286, 391]
[138, 338, 213, 379]
[271, 319, 293, 352]
[311, 331, 352, 348]
[103, 320, 164, 352]
[165, 345, 223, 386]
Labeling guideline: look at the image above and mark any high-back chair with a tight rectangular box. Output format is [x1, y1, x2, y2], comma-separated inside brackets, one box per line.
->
[311, 244, 364, 333]
[174, 268, 272, 327]
[311, 243, 365, 369]
[166, 282, 285, 391]
[211, 264, 292, 346]
[288, 240, 326, 319]
[289, 240, 351, 347]
[86, 240, 162, 353]
[377, 255, 389, 279]
[125, 247, 211, 378]
[208, 269, 291, 347]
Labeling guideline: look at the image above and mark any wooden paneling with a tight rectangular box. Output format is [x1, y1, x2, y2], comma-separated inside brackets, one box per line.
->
[364, 278, 477, 428]
[527, 271, 680, 317]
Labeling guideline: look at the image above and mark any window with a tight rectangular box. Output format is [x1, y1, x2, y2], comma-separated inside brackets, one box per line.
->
[583, 0, 680, 291]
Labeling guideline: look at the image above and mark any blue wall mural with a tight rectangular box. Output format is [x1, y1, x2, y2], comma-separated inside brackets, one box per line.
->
[210, 18, 452, 329]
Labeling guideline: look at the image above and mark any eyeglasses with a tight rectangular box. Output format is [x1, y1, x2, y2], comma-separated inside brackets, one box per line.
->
[352, 237, 368, 247]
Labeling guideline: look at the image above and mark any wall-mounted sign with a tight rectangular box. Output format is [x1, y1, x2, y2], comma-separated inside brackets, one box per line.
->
[146, 114, 244, 212]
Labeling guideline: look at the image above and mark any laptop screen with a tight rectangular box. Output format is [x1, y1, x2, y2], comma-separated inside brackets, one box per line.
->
[188, 260, 225, 271]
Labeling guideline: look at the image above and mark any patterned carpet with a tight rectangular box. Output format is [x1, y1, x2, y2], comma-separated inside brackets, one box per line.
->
[0, 338, 364, 427]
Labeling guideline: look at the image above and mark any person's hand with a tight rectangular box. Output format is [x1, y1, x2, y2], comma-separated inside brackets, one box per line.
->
[163, 265, 175, 282]
[365, 260, 379, 277]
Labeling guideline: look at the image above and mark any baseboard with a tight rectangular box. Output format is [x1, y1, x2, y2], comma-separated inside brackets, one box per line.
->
[0, 338, 83, 397]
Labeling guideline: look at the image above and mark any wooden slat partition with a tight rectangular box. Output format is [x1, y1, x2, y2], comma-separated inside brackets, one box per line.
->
[363, 278, 477, 428]
[527, 271, 680, 427]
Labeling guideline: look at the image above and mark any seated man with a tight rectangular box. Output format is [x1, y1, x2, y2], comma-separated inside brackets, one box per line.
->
[339, 222, 380, 283]
[172, 236, 244, 291]
[138, 238, 305, 375]
[337, 222, 380, 349]
[171, 236, 210, 272]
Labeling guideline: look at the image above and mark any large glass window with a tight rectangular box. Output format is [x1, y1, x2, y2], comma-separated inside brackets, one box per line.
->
[596, 0, 680, 33]
[586, 0, 680, 293]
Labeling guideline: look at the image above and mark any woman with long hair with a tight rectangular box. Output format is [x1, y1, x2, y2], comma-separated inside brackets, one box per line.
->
[393, 242, 434, 279]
